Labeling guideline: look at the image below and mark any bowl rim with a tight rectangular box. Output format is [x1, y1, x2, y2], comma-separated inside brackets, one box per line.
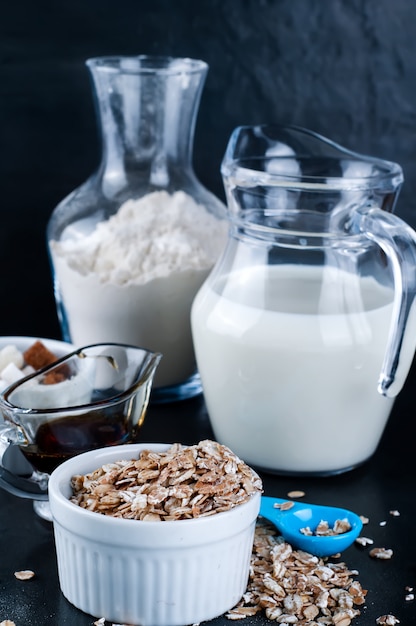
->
[0, 336, 73, 352]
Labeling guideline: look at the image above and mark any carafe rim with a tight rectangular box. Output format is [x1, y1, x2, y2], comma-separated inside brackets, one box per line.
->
[86, 55, 208, 76]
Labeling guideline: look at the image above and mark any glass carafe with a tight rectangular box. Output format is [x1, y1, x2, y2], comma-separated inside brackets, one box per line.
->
[47, 56, 226, 403]
[191, 124, 416, 475]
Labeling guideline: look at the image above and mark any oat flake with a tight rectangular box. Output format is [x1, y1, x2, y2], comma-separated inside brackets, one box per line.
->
[14, 570, 35, 580]
[287, 490, 305, 498]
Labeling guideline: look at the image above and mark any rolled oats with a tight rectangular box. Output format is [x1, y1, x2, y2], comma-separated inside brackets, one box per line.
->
[275, 500, 295, 511]
[226, 519, 367, 624]
[287, 490, 305, 499]
[376, 616, 400, 625]
[14, 569, 35, 580]
[70, 440, 262, 520]
[369, 547, 393, 560]
[332, 614, 352, 626]
[300, 518, 352, 537]
[355, 536, 374, 547]
[72, 446, 372, 626]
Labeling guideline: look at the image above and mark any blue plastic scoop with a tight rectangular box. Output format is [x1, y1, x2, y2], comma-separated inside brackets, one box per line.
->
[259, 496, 363, 557]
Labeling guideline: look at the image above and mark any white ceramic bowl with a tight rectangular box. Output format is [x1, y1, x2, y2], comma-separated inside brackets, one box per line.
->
[48, 443, 261, 626]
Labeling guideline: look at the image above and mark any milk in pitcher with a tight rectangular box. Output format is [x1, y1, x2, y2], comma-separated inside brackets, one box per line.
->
[191, 264, 396, 474]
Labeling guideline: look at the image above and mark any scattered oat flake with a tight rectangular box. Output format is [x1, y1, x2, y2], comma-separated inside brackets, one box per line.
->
[94, 619, 105, 626]
[405, 593, 414, 601]
[369, 547, 393, 560]
[0, 621, 16, 626]
[226, 519, 367, 623]
[355, 536, 374, 546]
[389, 509, 400, 517]
[14, 569, 35, 580]
[360, 514, 369, 524]
[287, 490, 305, 498]
[405, 585, 414, 592]
[274, 500, 294, 511]
[376, 616, 400, 625]
[380, 520, 387, 526]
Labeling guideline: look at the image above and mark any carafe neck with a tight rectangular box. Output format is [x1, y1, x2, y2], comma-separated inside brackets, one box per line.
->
[87, 56, 208, 191]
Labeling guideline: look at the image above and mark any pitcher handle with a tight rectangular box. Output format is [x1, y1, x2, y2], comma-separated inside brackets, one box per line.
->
[354, 204, 416, 397]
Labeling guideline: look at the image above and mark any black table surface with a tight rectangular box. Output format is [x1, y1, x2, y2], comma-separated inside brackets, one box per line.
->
[0, 383, 415, 626]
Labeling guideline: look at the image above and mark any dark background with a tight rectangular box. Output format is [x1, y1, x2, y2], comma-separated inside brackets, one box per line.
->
[1, 5, 416, 624]
[1, 0, 416, 340]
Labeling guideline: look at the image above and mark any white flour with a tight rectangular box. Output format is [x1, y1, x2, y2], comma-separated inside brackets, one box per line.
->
[50, 191, 227, 388]
[54, 191, 225, 284]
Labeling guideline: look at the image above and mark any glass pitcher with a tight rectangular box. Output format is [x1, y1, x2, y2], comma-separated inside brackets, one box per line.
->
[191, 125, 416, 475]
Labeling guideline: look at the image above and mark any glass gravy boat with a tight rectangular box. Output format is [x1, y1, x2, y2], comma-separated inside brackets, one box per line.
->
[0, 343, 161, 505]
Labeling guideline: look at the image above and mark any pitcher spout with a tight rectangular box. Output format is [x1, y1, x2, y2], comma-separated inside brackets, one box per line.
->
[221, 124, 404, 218]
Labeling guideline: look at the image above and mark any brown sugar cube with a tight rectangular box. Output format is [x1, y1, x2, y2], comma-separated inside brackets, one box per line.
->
[43, 371, 66, 385]
[23, 341, 59, 370]
[24, 341, 71, 382]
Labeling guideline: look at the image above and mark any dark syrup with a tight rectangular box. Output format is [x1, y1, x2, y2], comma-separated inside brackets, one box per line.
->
[21, 411, 130, 474]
